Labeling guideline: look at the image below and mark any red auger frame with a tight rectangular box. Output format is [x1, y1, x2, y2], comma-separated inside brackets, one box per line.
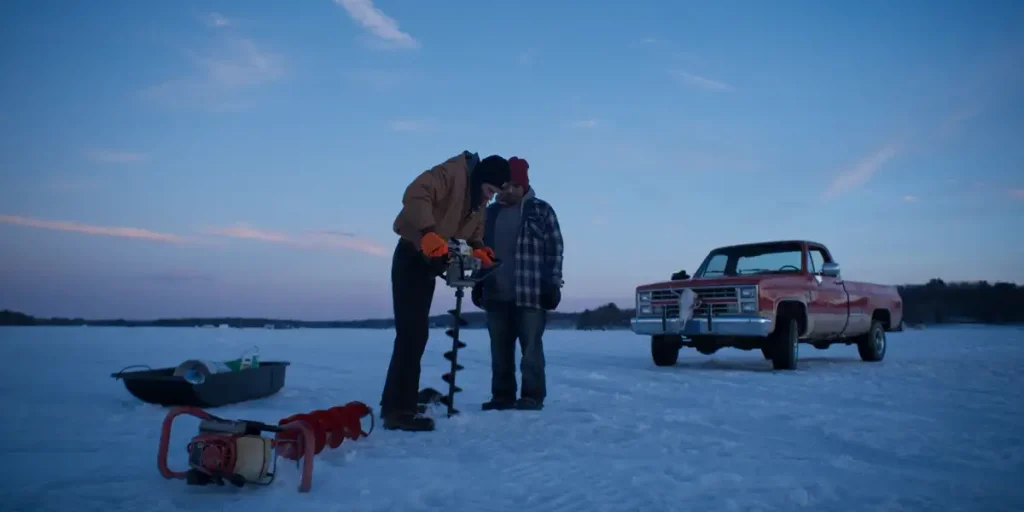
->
[157, 401, 374, 493]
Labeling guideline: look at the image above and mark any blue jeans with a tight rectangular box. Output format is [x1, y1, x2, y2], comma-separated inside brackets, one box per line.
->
[486, 302, 547, 403]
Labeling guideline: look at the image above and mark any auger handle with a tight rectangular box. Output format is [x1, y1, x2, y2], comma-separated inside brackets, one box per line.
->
[157, 406, 216, 480]
[278, 420, 316, 493]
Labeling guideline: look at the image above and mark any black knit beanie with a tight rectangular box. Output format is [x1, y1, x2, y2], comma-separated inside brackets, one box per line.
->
[469, 155, 510, 209]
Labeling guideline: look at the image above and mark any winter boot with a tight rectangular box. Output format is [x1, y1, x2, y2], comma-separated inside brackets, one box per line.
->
[481, 398, 516, 411]
[514, 397, 544, 410]
[382, 410, 435, 432]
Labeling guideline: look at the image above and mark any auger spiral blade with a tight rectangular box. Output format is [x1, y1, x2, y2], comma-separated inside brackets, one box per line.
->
[438, 395, 459, 415]
[441, 371, 462, 385]
[443, 340, 467, 352]
[441, 357, 464, 371]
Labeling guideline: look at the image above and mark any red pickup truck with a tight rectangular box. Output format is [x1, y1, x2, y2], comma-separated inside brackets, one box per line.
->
[631, 240, 903, 370]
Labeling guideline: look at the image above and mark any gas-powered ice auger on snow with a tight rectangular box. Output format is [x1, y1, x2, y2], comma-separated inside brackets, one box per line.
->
[418, 239, 502, 418]
[157, 402, 374, 493]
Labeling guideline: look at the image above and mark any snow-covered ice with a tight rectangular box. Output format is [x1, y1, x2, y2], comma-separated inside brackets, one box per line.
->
[0, 324, 1022, 512]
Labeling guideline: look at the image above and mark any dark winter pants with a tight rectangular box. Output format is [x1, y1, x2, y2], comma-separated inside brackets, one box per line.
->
[486, 301, 547, 403]
[380, 238, 436, 417]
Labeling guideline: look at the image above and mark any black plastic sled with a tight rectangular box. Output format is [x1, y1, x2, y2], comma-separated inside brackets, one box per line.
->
[110, 361, 290, 408]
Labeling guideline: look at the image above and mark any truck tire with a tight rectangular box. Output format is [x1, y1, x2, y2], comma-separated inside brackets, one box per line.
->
[770, 318, 799, 370]
[857, 320, 886, 362]
[651, 335, 680, 367]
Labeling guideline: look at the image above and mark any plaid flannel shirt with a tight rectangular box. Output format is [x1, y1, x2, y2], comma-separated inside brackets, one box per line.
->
[482, 189, 564, 310]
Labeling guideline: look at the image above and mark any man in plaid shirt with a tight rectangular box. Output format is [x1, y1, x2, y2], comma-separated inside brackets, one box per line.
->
[472, 156, 564, 411]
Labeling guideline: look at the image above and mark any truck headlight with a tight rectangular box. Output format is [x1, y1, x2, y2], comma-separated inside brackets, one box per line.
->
[638, 292, 651, 303]
[640, 305, 653, 315]
[741, 301, 757, 313]
[739, 286, 756, 299]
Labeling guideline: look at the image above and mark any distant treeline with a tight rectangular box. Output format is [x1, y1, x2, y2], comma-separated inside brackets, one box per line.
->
[0, 308, 583, 330]
[897, 279, 1023, 324]
[1, 279, 1021, 330]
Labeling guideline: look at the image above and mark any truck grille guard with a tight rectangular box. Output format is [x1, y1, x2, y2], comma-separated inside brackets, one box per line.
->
[651, 288, 708, 331]
[647, 286, 741, 319]
[634, 284, 769, 338]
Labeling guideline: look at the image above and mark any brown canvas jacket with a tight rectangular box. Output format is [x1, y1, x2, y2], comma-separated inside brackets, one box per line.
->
[392, 152, 484, 249]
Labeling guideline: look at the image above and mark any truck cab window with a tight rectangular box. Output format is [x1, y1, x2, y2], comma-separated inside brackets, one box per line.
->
[702, 254, 728, 276]
[735, 250, 802, 274]
[809, 249, 826, 275]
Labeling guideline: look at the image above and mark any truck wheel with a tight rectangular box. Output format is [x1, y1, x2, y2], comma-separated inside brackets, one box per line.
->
[857, 320, 886, 362]
[651, 335, 680, 367]
[770, 318, 799, 370]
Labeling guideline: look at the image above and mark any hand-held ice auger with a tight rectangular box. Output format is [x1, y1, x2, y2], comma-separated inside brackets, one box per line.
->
[419, 239, 502, 418]
[157, 401, 374, 493]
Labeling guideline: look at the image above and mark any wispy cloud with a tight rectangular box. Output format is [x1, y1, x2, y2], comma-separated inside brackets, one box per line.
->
[902, 195, 919, 203]
[84, 148, 147, 164]
[822, 143, 902, 200]
[333, 0, 419, 49]
[672, 71, 734, 92]
[203, 12, 231, 28]
[0, 215, 188, 244]
[304, 229, 389, 255]
[936, 106, 983, 140]
[1, 215, 389, 256]
[814, 43, 1022, 203]
[1010, 189, 1024, 201]
[569, 119, 599, 129]
[204, 223, 387, 256]
[141, 27, 284, 112]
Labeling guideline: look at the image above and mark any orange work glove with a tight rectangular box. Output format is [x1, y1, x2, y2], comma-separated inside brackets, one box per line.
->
[420, 232, 448, 258]
[472, 247, 496, 267]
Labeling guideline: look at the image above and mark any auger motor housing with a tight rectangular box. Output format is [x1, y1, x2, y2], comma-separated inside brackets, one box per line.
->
[444, 239, 483, 288]
[158, 406, 319, 493]
[185, 417, 278, 488]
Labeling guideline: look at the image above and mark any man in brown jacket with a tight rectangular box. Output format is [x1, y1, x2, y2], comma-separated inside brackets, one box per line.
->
[381, 150, 510, 431]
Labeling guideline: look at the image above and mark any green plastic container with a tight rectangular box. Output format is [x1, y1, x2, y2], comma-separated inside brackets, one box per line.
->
[223, 347, 260, 372]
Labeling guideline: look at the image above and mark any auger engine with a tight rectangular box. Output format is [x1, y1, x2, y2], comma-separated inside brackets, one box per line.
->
[157, 402, 374, 493]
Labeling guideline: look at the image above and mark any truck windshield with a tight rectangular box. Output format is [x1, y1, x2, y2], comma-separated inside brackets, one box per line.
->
[696, 242, 803, 277]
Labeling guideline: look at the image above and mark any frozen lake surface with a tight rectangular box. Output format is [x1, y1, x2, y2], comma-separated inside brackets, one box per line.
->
[0, 324, 1021, 511]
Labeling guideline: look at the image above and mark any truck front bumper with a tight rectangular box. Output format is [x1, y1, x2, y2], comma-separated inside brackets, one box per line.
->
[631, 316, 774, 337]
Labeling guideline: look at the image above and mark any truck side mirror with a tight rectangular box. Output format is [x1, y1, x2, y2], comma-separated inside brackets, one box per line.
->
[821, 262, 840, 278]
[671, 269, 690, 281]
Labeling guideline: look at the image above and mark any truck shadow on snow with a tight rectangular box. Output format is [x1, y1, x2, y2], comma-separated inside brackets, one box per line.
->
[551, 348, 870, 376]
[665, 356, 870, 373]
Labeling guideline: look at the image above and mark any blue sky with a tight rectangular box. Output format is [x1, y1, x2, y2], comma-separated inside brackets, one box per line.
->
[1, 0, 1022, 320]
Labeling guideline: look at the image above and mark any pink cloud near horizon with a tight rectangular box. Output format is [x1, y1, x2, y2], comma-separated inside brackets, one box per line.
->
[0, 215, 388, 256]
[204, 223, 387, 256]
[0, 214, 188, 243]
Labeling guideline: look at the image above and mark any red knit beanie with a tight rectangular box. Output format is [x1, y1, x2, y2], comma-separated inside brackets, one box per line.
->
[509, 156, 529, 188]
